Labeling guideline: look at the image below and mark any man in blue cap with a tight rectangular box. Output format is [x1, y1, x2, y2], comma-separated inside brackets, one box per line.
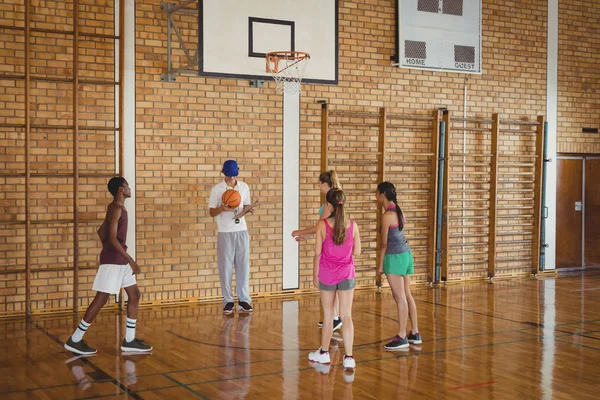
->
[209, 160, 256, 314]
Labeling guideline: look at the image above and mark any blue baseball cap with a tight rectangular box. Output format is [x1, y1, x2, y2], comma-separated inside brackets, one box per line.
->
[222, 160, 239, 177]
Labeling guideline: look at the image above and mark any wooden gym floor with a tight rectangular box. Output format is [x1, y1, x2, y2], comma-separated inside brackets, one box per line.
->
[1, 271, 600, 399]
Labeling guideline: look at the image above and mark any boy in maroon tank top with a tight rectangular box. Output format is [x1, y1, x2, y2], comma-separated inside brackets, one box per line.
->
[64, 177, 152, 355]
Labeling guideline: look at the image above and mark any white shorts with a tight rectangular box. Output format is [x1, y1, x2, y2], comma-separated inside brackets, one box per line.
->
[92, 264, 137, 294]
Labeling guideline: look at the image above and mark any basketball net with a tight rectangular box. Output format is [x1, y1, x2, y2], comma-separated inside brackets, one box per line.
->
[266, 51, 310, 95]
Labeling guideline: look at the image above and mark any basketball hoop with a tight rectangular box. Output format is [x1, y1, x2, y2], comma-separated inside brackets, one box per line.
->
[266, 51, 310, 94]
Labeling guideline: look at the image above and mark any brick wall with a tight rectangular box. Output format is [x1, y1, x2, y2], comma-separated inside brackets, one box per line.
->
[0, 0, 117, 314]
[135, 0, 550, 297]
[557, 0, 600, 154]
[1, 0, 598, 315]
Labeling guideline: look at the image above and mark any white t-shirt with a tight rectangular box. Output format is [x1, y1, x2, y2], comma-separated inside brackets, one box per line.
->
[209, 180, 251, 232]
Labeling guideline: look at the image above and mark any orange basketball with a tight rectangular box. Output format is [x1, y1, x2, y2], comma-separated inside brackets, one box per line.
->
[221, 189, 242, 208]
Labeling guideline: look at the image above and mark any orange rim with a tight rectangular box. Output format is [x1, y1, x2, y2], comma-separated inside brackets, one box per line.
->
[265, 51, 310, 74]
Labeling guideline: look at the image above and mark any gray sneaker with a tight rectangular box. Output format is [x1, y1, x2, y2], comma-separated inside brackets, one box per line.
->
[121, 338, 152, 352]
[384, 335, 409, 351]
[407, 331, 422, 344]
[64, 337, 97, 355]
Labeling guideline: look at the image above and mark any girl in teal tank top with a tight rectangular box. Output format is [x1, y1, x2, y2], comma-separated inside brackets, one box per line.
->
[291, 170, 340, 241]
[291, 171, 343, 331]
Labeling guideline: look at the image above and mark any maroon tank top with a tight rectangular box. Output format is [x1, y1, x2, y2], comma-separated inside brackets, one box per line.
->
[99, 204, 129, 265]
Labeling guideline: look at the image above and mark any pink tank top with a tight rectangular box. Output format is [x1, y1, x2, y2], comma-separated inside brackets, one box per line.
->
[319, 220, 356, 285]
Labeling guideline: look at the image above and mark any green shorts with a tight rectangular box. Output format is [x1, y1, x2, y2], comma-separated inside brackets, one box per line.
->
[383, 252, 414, 276]
[319, 278, 356, 291]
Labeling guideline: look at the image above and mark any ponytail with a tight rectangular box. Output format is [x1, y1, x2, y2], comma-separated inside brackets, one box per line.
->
[377, 181, 404, 231]
[326, 188, 348, 245]
[329, 170, 341, 189]
[393, 198, 404, 231]
[319, 170, 342, 190]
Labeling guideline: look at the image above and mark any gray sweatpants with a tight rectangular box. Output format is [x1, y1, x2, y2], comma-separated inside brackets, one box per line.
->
[217, 231, 251, 305]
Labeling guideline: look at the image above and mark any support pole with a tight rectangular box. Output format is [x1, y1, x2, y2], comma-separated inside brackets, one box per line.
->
[73, 0, 80, 313]
[429, 110, 442, 283]
[488, 113, 500, 279]
[441, 111, 451, 281]
[119, 0, 125, 177]
[539, 121, 549, 270]
[434, 118, 446, 284]
[25, 0, 32, 317]
[320, 102, 329, 204]
[532, 116, 546, 274]
[375, 107, 387, 289]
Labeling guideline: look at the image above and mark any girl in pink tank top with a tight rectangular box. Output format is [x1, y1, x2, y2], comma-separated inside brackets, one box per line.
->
[309, 189, 361, 371]
[319, 219, 355, 284]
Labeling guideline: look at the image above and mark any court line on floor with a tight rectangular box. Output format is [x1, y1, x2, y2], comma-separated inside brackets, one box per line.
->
[166, 324, 600, 388]
[364, 311, 542, 341]
[0, 334, 329, 397]
[555, 329, 600, 342]
[415, 299, 544, 327]
[77, 385, 205, 400]
[555, 318, 600, 326]
[69, 381, 209, 400]
[166, 330, 389, 352]
[43, 317, 600, 392]
[555, 338, 600, 352]
[165, 307, 550, 353]
[2, 320, 537, 397]
[0, 346, 310, 396]
[577, 334, 600, 341]
[31, 320, 144, 400]
[0, 332, 563, 399]
[0, 380, 119, 397]
[416, 300, 600, 329]
[7, 315, 600, 397]
[75, 392, 129, 400]
[162, 374, 210, 399]
[555, 328, 600, 336]
[184, 336, 543, 386]
[448, 381, 496, 391]
[508, 328, 600, 343]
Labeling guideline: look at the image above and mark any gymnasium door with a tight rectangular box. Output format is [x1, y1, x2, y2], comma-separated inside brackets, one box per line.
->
[556, 156, 600, 269]
[585, 159, 600, 267]
[557, 158, 582, 268]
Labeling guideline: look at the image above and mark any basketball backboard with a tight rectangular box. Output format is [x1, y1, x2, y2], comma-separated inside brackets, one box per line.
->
[199, 0, 338, 84]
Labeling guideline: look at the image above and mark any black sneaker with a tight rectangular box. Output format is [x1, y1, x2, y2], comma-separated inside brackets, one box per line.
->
[121, 338, 153, 352]
[333, 317, 343, 332]
[384, 335, 409, 350]
[238, 301, 253, 313]
[223, 302, 234, 315]
[408, 331, 422, 344]
[64, 337, 97, 355]
[318, 318, 342, 329]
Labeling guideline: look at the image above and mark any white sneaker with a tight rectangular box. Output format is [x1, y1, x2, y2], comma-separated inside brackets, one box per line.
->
[343, 355, 356, 370]
[308, 348, 331, 364]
